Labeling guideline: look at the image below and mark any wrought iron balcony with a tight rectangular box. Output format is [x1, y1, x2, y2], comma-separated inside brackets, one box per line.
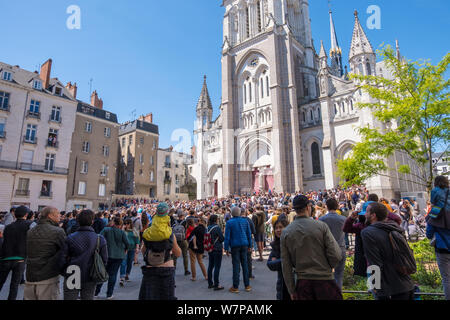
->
[40, 191, 53, 198]
[46, 140, 59, 149]
[0, 160, 68, 175]
[49, 115, 62, 123]
[15, 189, 30, 197]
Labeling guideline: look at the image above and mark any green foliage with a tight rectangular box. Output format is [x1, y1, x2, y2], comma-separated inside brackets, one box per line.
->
[338, 46, 450, 191]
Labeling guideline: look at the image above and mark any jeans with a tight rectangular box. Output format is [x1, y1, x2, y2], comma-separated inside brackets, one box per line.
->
[120, 250, 136, 278]
[173, 240, 189, 273]
[64, 280, 96, 300]
[231, 246, 249, 289]
[207, 251, 222, 287]
[436, 251, 450, 300]
[0, 260, 25, 300]
[95, 258, 123, 297]
[247, 250, 253, 278]
[334, 249, 346, 290]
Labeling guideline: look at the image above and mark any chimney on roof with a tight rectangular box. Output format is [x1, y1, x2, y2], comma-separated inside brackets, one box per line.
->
[66, 82, 78, 99]
[139, 113, 153, 124]
[39, 59, 52, 90]
[90, 90, 103, 109]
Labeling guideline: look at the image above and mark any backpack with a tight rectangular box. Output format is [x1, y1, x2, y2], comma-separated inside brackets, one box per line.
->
[429, 189, 449, 219]
[90, 236, 108, 283]
[388, 230, 417, 276]
[173, 221, 186, 242]
[144, 237, 173, 267]
[204, 226, 219, 253]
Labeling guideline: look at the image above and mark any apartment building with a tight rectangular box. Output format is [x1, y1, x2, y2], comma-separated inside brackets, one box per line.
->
[66, 91, 120, 211]
[118, 113, 159, 197]
[157, 147, 193, 201]
[0, 59, 77, 211]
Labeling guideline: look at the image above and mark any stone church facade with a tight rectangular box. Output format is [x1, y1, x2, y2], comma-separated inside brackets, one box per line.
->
[191, 0, 424, 200]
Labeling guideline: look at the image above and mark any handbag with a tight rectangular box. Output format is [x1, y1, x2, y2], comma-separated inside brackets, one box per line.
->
[90, 235, 109, 283]
[429, 189, 449, 219]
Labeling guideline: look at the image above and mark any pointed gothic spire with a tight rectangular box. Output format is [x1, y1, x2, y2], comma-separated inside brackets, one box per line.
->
[319, 40, 327, 58]
[349, 10, 374, 60]
[196, 75, 213, 111]
[329, 10, 341, 56]
[329, 9, 343, 77]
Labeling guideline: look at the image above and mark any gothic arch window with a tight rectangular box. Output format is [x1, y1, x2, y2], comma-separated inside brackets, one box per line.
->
[310, 109, 313, 121]
[257, 1, 262, 32]
[311, 142, 322, 175]
[246, 7, 250, 38]
[366, 62, 372, 75]
[266, 76, 270, 96]
[260, 77, 264, 98]
[317, 107, 321, 119]
[244, 83, 247, 104]
[334, 104, 338, 115]
[267, 110, 271, 122]
[302, 111, 306, 122]
[249, 82, 252, 102]
[350, 100, 354, 111]
[358, 63, 364, 74]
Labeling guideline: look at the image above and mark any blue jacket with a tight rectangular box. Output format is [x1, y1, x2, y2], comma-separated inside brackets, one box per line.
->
[431, 187, 450, 211]
[60, 226, 108, 283]
[224, 217, 252, 251]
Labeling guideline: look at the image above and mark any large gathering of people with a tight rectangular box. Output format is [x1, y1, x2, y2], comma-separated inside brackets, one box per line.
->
[0, 176, 448, 300]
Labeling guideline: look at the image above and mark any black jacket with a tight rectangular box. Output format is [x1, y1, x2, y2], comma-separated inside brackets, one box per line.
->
[0, 219, 32, 259]
[188, 224, 206, 254]
[267, 239, 291, 301]
[92, 218, 106, 234]
[361, 221, 415, 298]
[26, 219, 66, 282]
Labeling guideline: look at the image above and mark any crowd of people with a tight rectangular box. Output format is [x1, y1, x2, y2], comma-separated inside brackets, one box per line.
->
[0, 177, 448, 301]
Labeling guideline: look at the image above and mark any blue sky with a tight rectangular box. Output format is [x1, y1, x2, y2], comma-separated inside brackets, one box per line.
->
[1, 0, 449, 149]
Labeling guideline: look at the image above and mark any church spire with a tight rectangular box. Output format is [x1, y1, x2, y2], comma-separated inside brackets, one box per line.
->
[196, 75, 213, 111]
[349, 10, 374, 61]
[329, 9, 343, 77]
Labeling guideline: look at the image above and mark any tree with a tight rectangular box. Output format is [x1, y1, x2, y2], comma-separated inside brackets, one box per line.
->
[337, 46, 450, 192]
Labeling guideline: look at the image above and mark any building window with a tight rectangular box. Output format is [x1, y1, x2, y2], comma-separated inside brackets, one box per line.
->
[165, 155, 171, 168]
[82, 141, 90, 153]
[25, 124, 37, 142]
[100, 164, 108, 176]
[202, 112, 207, 126]
[45, 153, 55, 172]
[81, 161, 88, 174]
[104, 127, 111, 138]
[302, 112, 306, 122]
[0, 118, 5, 137]
[175, 175, 180, 185]
[16, 178, 30, 196]
[311, 142, 321, 175]
[358, 63, 364, 74]
[150, 171, 154, 182]
[266, 76, 270, 96]
[257, 0, 262, 32]
[85, 121, 92, 133]
[102, 146, 109, 157]
[139, 169, 143, 176]
[260, 78, 264, 98]
[122, 137, 126, 148]
[50, 106, 61, 122]
[0, 91, 10, 110]
[244, 84, 247, 104]
[78, 181, 86, 195]
[29, 100, 40, 115]
[176, 187, 180, 194]
[105, 112, 110, 120]
[246, 6, 250, 38]
[139, 154, 144, 164]
[249, 82, 252, 102]
[317, 107, 321, 120]
[47, 129, 58, 148]
[98, 184, 106, 197]
[129, 135, 133, 145]
[33, 80, 42, 90]
[310, 110, 314, 121]
[152, 140, 156, 150]
[54, 87, 62, 96]
[366, 62, 372, 75]
[150, 156, 154, 166]
[350, 100, 354, 111]
[41, 181, 52, 197]
[2, 72, 12, 81]
[140, 137, 144, 145]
